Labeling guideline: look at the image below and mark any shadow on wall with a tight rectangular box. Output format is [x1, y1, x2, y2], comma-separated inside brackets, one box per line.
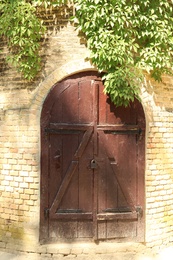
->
[144, 73, 173, 112]
[0, 106, 40, 252]
[38, 4, 86, 78]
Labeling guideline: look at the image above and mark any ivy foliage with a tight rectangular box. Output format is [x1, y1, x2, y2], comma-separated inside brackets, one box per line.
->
[74, 0, 173, 106]
[0, 0, 67, 80]
[0, 0, 173, 106]
[0, 0, 45, 80]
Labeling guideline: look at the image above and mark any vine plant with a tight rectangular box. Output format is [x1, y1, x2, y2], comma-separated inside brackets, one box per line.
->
[0, 0, 173, 106]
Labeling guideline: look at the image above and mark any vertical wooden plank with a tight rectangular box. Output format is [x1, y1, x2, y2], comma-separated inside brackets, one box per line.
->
[77, 80, 94, 239]
[93, 168, 98, 241]
[78, 221, 93, 238]
[49, 220, 78, 240]
[40, 126, 50, 242]
[106, 157, 118, 210]
[93, 81, 99, 155]
[92, 81, 99, 240]
[78, 132, 94, 238]
[78, 132, 93, 213]
[78, 80, 93, 123]
[97, 133, 107, 239]
[98, 81, 107, 125]
[97, 221, 107, 240]
[50, 85, 63, 123]
[62, 83, 79, 123]
[116, 134, 137, 210]
[49, 135, 62, 206]
[106, 98, 137, 125]
[136, 129, 145, 241]
[106, 220, 137, 239]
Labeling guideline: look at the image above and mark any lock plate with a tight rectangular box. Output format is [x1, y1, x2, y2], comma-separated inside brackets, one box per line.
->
[90, 159, 97, 169]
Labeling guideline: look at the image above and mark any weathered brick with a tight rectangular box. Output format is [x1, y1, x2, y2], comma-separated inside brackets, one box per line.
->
[0, 5, 173, 254]
[19, 182, 29, 188]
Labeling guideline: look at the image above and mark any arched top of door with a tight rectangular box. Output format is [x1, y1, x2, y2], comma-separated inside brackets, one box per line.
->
[41, 71, 146, 130]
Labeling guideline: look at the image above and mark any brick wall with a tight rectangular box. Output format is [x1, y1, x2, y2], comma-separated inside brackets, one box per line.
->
[0, 4, 173, 256]
[141, 77, 173, 250]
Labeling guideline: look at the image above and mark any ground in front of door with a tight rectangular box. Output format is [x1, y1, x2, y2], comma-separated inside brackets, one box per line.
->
[0, 243, 173, 260]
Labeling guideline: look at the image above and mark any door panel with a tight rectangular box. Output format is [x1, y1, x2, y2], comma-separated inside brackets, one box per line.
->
[40, 72, 145, 243]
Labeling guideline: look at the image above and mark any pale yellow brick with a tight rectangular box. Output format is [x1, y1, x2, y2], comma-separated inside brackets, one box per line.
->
[25, 189, 34, 195]
[10, 181, 19, 187]
[1, 170, 9, 175]
[146, 186, 156, 192]
[154, 133, 163, 137]
[26, 200, 34, 206]
[3, 164, 11, 170]
[19, 205, 29, 211]
[20, 171, 29, 177]
[8, 159, 17, 164]
[10, 170, 20, 176]
[24, 177, 34, 183]
[14, 177, 23, 182]
[5, 175, 13, 181]
[5, 186, 14, 192]
[29, 183, 39, 189]
[20, 194, 30, 200]
[19, 182, 29, 188]
[23, 154, 34, 160]
[30, 195, 38, 200]
[4, 208, 13, 214]
[18, 159, 27, 165]
[22, 165, 32, 171]
[2, 180, 10, 186]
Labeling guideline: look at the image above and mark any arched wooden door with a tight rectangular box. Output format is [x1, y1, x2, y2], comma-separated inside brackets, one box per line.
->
[40, 72, 145, 243]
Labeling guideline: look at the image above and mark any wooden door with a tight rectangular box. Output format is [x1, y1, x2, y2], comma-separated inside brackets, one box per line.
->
[40, 72, 145, 243]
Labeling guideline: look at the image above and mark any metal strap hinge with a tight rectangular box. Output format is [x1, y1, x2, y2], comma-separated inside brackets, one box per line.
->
[136, 206, 143, 218]
[44, 208, 49, 219]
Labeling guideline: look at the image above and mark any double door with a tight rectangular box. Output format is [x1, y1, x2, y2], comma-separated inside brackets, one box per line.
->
[40, 72, 145, 242]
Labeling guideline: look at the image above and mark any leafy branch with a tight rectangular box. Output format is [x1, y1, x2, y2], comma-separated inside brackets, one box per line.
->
[1, 0, 173, 106]
[0, 0, 67, 80]
[74, 0, 173, 106]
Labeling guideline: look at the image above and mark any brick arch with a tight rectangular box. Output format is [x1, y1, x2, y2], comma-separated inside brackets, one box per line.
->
[29, 62, 164, 245]
[30, 59, 152, 126]
[29, 59, 153, 164]
[33, 62, 154, 243]
[29, 59, 155, 137]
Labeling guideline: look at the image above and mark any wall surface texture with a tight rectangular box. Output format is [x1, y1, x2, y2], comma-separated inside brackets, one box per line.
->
[0, 5, 173, 257]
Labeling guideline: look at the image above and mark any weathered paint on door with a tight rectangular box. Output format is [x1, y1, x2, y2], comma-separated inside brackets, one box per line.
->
[40, 72, 145, 243]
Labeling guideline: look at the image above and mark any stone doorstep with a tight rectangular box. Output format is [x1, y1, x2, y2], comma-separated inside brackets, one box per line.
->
[4, 241, 149, 254]
[0, 251, 18, 260]
[45, 242, 151, 255]
[0, 242, 158, 260]
[0, 252, 158, 260]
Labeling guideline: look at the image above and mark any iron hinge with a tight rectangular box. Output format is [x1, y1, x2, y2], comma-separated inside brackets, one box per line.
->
[44, 208, 49, 219]
[136, 206, 143, 219]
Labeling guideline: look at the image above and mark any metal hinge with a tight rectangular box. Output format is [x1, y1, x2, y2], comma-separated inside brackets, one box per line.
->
[44, 208, 49, 219]
[136, 206, 143, 219]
